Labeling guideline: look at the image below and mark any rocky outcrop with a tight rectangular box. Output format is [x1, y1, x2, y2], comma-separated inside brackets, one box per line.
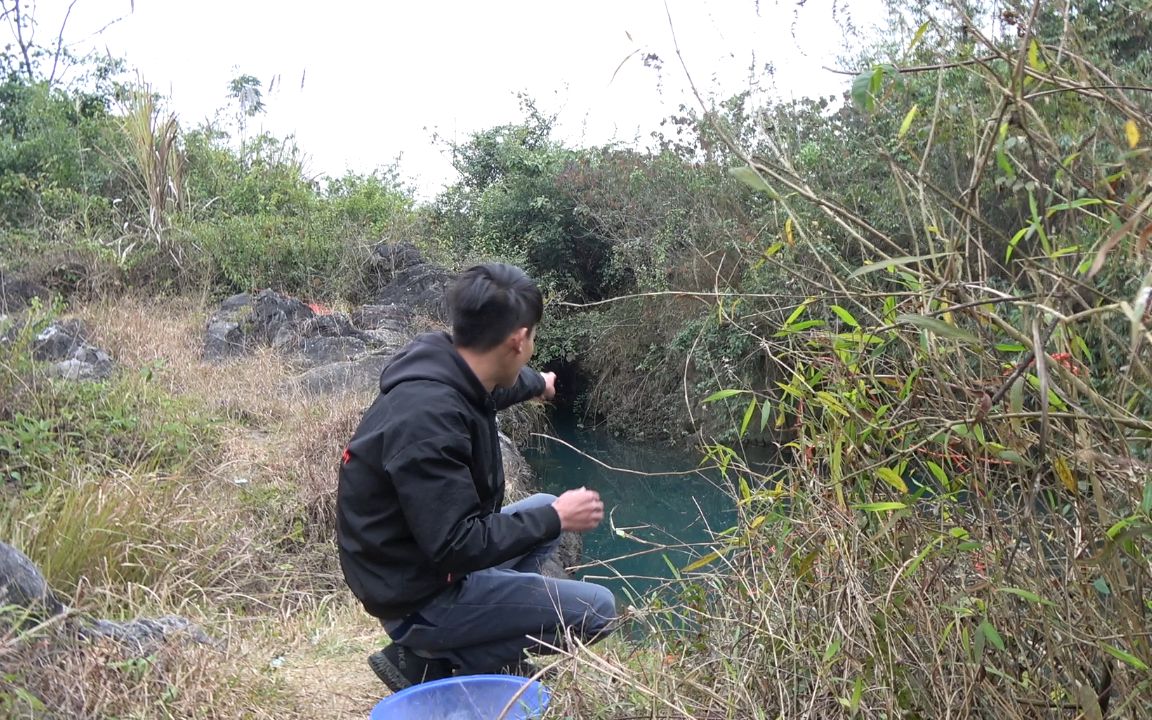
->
[0, 540, 215, 657]
[203, 243, 456, 389]
[292, 351, 397, 396]
[203, 289, 314, 361]
[32, 319, 114, 380]
[368, 243, 454, 321]
[0, 318, 115, 381]
[0, 270, 50, 313]
[202, 288, 412, 384]
[79, 615, 219, 656]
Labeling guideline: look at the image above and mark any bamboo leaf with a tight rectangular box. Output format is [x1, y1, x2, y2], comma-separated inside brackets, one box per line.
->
[1006, 223, 1035, 262]
[979, 620, 1006, 651]
[854, 501, 907, 512]
[1047, 197, 1104, 216]
[877, 467, 908, 493]
[738, 475, 751, 501]
[898, 103, 919, 139]
[1053, 456, 1077, 494]
[681, 549, 726, 573]
[925, 460, 948, 487]
[729, 166, 776, 197]
[783, 299, 812, 328]
[1126, 119, 1141, 149]
[996, 587, 1053, 605]
[704, 389, 746, 403]
[784, 216, 795, 246]
[907, 21, 930, 54]
[775, 319, 826, 334]
[1102, 643, 1149, 671]
[759, 397, 773, 432]
[849, 251, 953, 278]
[740, 397, 757, 438]
[896, 314, 981, 343]
[1008, 376, 1025, 416]
[1027, 39, 1046, 70]
[996, 449, 1030, 465]
[830, 304, 860, 329]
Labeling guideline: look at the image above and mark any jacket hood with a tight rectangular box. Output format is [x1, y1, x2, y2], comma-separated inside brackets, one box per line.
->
[379, 331, 489, 407]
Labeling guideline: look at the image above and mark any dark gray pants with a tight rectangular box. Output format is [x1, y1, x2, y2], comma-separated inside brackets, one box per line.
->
[383, 493, 618, 674]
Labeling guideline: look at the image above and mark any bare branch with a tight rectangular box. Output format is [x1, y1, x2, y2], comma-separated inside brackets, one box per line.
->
[48, 0, 78, 84]
[11, 0, 35, 81]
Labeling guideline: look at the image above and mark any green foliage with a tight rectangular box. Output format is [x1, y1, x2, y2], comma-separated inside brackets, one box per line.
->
[431, 100, 614, 300]
[181, 132, 415, 297]
[0, 77, 123, 232]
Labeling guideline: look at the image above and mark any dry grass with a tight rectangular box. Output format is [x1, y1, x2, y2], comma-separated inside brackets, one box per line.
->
[1, 294, 398, 718]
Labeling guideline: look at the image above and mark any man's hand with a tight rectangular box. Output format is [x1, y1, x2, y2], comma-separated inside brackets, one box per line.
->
[552, 487, 603, 532]
[538, 371, 557, 401]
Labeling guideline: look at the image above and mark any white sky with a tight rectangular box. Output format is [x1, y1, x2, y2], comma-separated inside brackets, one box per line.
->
[42, 0, 887, 199]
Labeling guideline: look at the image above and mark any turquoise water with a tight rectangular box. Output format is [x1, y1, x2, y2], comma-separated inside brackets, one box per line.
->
[522, 414, 739, 604]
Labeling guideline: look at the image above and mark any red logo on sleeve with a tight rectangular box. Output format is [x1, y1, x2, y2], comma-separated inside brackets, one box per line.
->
[341, 446, 352, 464]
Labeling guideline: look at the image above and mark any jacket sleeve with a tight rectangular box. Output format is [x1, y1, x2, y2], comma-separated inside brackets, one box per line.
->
[386, 431, 562, 574]
[490, 366, 546, 410]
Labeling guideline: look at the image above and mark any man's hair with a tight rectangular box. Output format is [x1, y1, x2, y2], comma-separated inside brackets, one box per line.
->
[447, 263, 543, 351]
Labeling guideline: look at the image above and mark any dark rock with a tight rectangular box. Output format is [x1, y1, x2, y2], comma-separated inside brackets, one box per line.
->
[32, 319, 89, 362]
[248, 289, 314, 345]
[79, 615, 218, 657]
[48, 351, 114, 381]
[203, 290, 314, 360]
[367, 243, 455, 321]
[292, 351, 396, 396]
[204, 317, 246, 360]
[375, 264, 454, 321]
[543, 532, 584, 579]
[0, 540, 65, 619]
[297, 336, 369, 367]
[271, 312, 368, 351]
[203, 292, 254, 360]
[0, 270, 50, 313]
[371, 242, 428, 276]
[30, 320, 115, 380]
[351, 303, 411, 333]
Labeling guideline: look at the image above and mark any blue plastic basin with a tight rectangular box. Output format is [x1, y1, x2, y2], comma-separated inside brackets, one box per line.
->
[369, 674, 551, 720]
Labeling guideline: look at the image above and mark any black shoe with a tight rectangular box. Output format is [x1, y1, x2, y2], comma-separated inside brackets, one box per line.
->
[368, 644, 453, 693]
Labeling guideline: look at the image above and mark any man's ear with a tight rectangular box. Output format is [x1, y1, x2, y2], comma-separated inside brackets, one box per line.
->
[509, 327, 529, 354]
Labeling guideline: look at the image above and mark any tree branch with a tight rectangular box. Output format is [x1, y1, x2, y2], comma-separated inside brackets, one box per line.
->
[49, 0, 79, 84]
[11, 0, 35, 81]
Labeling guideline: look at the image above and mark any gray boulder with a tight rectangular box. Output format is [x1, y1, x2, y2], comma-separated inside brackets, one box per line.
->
[292, 351, 396, 397]
[79, 615, 218, 657]
[203, 289, 315, 360]
[0, 270, 50, 313]
[351, 303, 411, 333]
[271, 312, 408, 369]
[31, 320, 114, 380]
[369, 243, 454, 321]
[0, 540, 65, 619]
[0, 541, 215, 659]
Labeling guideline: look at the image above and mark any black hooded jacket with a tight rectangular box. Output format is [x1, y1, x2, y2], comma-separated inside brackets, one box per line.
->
[336, 331, 561, 620]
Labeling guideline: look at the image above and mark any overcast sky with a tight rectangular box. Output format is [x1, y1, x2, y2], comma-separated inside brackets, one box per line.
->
[46, 0, 886, 198]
